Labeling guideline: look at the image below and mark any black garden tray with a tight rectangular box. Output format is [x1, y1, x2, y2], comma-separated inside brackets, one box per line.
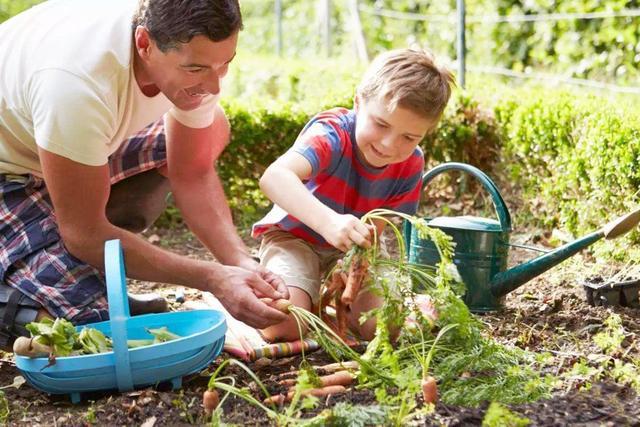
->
[582, 276, 640, 308]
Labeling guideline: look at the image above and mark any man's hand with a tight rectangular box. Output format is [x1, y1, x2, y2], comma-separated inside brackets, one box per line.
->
[234, 256, 289, 299]
[208, 265, 289, 328]
[320, 213, 375, 252]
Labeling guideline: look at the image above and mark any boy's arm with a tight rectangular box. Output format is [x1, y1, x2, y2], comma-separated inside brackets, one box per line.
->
[260, 151, 373, 252]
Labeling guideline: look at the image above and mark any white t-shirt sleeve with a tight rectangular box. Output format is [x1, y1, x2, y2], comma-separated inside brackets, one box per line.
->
[27, 69, 114, 166]
[167, 93, 219, 128]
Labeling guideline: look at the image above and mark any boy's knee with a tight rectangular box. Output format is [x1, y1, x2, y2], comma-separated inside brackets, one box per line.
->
[261, 319, 307, 343]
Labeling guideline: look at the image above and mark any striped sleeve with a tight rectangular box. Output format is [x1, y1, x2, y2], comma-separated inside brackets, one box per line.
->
[291, 113, 346, 178]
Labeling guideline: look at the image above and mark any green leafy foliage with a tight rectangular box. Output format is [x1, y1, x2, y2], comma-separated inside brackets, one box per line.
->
[482, 402, 530, 427]
[24, 318, 180, 357]
[593, 314, 625, 355]
[492, 84, 640, 247]
[0, 391, 8, 425]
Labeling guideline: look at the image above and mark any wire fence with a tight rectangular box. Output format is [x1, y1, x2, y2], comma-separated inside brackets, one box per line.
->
[358, 4, 640, 93]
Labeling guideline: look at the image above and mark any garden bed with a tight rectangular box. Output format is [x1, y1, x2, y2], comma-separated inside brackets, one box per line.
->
[1, 224, 639, 426]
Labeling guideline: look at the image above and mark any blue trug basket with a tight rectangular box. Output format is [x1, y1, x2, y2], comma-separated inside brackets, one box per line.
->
[15, 239, 226, 403]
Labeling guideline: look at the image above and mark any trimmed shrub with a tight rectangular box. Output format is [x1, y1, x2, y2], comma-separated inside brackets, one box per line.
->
[494, 87, 640, 239]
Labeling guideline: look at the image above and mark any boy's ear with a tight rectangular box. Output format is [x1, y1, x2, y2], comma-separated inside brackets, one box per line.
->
[354, 93, 362, 112]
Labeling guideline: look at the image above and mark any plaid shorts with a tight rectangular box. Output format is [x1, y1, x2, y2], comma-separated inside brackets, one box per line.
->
[0, 119, 167, 325]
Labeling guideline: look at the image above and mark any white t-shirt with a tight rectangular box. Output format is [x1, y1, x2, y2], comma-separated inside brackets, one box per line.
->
[0, 0, 218, 176]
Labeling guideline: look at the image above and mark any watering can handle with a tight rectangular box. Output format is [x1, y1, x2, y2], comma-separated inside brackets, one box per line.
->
[104, 239, 134, 392]
[422, 162, 512, 231]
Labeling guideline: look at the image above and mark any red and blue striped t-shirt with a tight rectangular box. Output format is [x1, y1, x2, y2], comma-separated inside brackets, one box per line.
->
[252, 107, 424, 248]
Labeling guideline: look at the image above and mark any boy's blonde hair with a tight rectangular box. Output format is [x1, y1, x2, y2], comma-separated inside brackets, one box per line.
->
[356, 48, 455, 121]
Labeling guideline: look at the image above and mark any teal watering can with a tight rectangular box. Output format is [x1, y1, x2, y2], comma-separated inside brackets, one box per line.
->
[404, 162, 640, 312]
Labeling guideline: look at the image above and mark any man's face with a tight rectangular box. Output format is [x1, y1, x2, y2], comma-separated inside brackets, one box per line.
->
[136, 30, 238, 111]
[354, 95, 433, 168]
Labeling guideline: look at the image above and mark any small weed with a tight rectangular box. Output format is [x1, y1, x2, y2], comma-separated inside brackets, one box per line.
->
[593, 314, 625, 355]
[85, 402, 97, 424]
[0, 391, 9, 424]
[482, 402, 530, 427]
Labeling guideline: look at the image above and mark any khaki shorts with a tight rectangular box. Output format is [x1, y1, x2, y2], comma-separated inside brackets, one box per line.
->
[258, 230, 342, 304]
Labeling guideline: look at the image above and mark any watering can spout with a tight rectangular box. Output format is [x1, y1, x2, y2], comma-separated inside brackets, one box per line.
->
[408, 162, 640, 312]
[490, 208, 640, 298]
[490, 230, 604, 298]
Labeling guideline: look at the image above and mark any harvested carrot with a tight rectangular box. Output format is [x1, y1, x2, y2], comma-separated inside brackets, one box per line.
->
[202, 389, 220, 415]
[319, 269, 345, 312]
[278, 378, 297, 387]
[335, 299, 349, 339]
[421, 375, 438, 404]
[317, 360, 359, 373]
[263, 394, 287, 405]
[341, 256, 369, 305]
[271, 299, 292, 314]
[264, 385, 347, 404]
[281, 370, 354, 389]
[318, 370, 354, 387]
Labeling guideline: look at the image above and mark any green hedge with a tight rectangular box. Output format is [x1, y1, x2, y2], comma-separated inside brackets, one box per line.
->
[494, 88, 640, 237]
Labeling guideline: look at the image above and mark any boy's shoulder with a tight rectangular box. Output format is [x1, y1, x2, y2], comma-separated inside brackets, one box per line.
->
[310, 107, 354, 128]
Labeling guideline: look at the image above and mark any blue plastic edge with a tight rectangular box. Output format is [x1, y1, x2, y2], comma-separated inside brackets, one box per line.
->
[104, 239, 133, 391]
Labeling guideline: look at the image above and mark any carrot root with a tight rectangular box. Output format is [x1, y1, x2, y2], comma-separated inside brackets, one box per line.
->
[422, 375, 438, 404]
[203, 389, 220, 415]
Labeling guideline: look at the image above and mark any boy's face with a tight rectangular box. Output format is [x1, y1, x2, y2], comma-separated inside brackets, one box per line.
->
[354, 95, 434, 168]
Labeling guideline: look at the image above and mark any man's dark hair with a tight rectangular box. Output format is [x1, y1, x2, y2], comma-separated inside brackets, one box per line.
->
[133, 0, 242, 52]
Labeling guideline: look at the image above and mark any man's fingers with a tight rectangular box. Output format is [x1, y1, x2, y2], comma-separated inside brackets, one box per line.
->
[261, 270, 289, 299]
[249, 275, 284, 299]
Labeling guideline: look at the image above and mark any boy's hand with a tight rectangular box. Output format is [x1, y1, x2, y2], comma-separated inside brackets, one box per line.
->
[322, 213, 374, 252]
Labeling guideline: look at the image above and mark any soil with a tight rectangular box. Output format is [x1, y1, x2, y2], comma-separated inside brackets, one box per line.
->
[2, 222, 640, 426]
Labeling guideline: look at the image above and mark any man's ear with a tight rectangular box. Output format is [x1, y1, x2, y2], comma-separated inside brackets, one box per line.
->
[134, 26, 152, 59]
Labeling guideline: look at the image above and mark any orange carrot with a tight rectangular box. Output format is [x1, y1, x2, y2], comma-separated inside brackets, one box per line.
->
[335, 299, 348, 339]
[302, 384, 347, 398]
[264, 385, 347, 404]
[318, 371, 355, 387]
[278, 378, 297, 387]
[318, 360, 359, 373]
[319, 269, 345, 312]
[341, 256, 369, 305]
[421, 376, 438, 404]
[263, 394, 287, 405]
[281, 370, 354, 389]
[203, 389, 220, 415]
[271, 299, 292, 314]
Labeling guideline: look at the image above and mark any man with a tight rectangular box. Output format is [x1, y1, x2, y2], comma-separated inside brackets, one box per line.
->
[0, 0, 289, 351]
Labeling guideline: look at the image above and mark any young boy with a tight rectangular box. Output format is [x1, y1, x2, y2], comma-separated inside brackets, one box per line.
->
[252, 48, 455, 342]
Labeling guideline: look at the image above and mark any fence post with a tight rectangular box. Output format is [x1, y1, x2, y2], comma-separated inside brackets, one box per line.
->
[322, 0, 332, 57]
[456, 0, 466, 87]
[348, 0, 368, 62]
[275, 0, 283, 57]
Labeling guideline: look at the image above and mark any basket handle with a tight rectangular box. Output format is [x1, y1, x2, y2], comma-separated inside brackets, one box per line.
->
[104, 239, 133, 391]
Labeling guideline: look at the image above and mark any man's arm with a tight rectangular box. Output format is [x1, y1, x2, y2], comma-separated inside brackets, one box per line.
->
[38, 147, 287, 328]
[164, 107, 288, 296]
[259, 151, 373, 252]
